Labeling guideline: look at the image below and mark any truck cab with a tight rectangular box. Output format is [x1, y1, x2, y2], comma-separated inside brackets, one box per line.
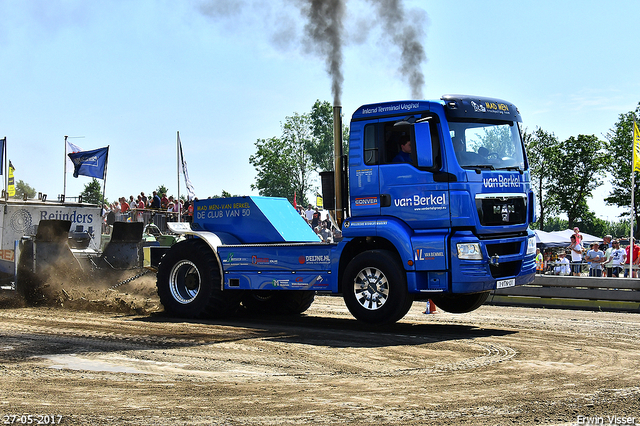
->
[343, 95, 536, 311]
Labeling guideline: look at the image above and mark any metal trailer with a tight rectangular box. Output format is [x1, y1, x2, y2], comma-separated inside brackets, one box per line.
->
[0, 198, 146, 300]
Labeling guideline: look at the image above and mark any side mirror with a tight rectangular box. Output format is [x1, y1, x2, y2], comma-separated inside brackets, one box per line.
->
[415, 122, 433, 168]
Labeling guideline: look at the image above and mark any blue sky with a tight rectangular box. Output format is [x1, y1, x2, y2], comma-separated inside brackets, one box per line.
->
[1, 0, 638, 221]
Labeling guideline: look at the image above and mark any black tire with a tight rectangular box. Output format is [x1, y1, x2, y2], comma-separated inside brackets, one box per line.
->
[16, 240, 44, 305]
[242, 290, 315, 315]
[342, 249, 413, 325]
[430, 292, 490, 313]
[156, 239, 240, 318]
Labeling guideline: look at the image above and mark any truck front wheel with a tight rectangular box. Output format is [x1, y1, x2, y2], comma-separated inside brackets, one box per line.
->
[156, 239, 240, 318]
[342, 250, 413, 325]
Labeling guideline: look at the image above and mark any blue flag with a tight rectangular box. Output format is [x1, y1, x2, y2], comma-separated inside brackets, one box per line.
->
[68, 146, 109, 179]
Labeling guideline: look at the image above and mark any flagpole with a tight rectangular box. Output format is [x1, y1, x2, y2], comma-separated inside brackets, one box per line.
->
[3, 137, 7, 201]
[2, 136, 9, 200]
[101, 145, 109, 214]
[630, 118, 637, 278]
[177, 131, 181, 222]
[631, 165, 635, 279]
[64, 136, 68, 202]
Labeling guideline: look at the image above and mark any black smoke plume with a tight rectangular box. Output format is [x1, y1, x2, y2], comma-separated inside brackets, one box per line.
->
[299, 0, 345, 106]
[197, 0, 427, 102]
[367, 0, 427, 99]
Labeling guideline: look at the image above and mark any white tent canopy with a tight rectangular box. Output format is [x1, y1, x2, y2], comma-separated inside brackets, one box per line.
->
[534, 229, 603, 249]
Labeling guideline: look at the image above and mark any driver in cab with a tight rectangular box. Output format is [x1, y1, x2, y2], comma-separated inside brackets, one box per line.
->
[392, 134, 412, 163]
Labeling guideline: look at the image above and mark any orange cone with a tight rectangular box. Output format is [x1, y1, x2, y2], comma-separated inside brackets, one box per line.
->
[423, 299, 436, 314]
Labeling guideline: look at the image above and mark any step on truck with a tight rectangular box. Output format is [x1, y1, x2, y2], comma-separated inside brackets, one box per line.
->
[151, 95, 537, 324]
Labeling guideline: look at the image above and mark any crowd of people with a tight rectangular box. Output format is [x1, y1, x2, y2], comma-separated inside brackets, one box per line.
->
[296, 204, 341, 243]
[103, 191, 196, 232]
[108, 191, 193, 216]
[536, 227, 640, 278]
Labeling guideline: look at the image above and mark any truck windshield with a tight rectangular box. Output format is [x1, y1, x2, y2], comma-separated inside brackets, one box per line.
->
[449, 120, 526, 171]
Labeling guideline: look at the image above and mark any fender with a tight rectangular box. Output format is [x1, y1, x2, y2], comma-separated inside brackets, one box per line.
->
[165, 222, 233, 289]
[342, 217, 415, 269]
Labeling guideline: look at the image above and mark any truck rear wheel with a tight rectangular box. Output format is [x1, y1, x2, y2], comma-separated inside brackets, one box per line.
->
[241, 290, 315, 315]
[430, 292, 490, 313]
[156, 239, 240, 318]
[342, 250, 413, 325]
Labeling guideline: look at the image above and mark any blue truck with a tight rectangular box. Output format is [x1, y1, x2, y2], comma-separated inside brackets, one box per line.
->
[153, 95, 537, 324]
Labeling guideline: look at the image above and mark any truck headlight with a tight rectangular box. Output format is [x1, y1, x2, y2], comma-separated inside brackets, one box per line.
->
[457, 243, 482, 260]
[527, 235, 537, 255]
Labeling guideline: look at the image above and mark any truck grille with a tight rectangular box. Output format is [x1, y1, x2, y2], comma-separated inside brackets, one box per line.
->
[476, 196, 527, 226]
[489, 260, 521, 279]
[486, 241, 521, 257]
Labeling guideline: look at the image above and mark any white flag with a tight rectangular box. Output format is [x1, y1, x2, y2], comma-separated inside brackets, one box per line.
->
[178, 134, 196, 200]
[66, 140, 82, 172]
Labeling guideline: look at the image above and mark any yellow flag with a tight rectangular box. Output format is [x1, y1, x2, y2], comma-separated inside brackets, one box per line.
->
[7, 161, 15, 197]
[635, 121, 640, 172]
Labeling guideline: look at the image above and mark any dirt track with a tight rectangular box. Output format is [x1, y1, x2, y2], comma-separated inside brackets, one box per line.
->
[0, 279, 639, 426]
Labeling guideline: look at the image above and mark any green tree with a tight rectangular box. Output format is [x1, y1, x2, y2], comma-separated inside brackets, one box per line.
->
[250, 136, 299, 202]
[283, 112, 316, 203]
[307, 100, 350, 172]
[80, 178, 105, 205]
[549, 134, 607, 227]
[156, 184, 169, 197]
[604, 104, 640, 235]
[538, 216, 568, 232]
[250, 113, 316, 206]
[524, 127, 562, 230]
[211, 190, 235, 198]
[14, 180, 36, 199]
[250, 101, 350, 205]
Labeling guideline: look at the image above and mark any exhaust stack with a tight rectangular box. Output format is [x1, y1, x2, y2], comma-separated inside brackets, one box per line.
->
[333, 105, 344, 227]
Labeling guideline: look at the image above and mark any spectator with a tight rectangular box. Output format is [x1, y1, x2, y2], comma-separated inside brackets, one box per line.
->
[311, 209, 321, 229]
[599, 235, 612, 276]
[604, 240, 626, 278]
[304, 204, 314, 222]
[119, 197, 129, 213]
[140, 192, 148, 206]
[151, 191, 161, 209]
[173, 198, 182, 214]
[623, 238, 640, 278]
[573, 227, 583, 244]
[569, 234, 583, 276]
[135, 195, 145, 222]
[535, 248, 543, 274]
[319, 222, 333, 243]
[187, 198, 196, 222]
[586, 242, 604, 277]
[553, 252, 570, 275]
[599, 235, 611, 252]
[161, 193, 169, 209]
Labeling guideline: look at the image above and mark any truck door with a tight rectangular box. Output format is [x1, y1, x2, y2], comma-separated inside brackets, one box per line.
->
[378, 117, 450, 230]
[349, 121, 382, 217]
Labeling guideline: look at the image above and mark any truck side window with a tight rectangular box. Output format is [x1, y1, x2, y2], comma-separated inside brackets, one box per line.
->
[364, 124, 378, 165]
[384, 124, 412, 164]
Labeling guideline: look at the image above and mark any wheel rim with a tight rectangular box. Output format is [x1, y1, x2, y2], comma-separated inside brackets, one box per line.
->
[169, 260, 201, 304]
[353, 267, 389, 310]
